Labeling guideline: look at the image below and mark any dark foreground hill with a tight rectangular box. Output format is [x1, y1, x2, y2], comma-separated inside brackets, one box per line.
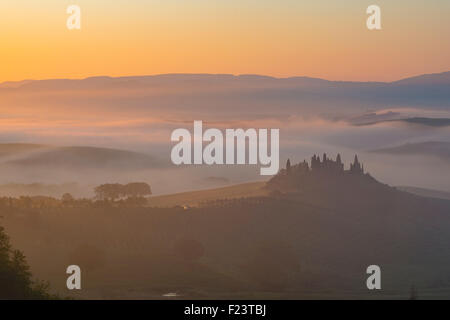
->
[2, 154, 450, 299]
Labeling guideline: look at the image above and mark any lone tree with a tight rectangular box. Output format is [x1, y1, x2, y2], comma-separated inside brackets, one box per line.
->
[286, 159, 291, 174]
[61, 193, 74, 205]
[0, 226, 53, 299]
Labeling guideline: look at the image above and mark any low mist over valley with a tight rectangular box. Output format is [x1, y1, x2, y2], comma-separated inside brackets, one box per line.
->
[0, 72, 449, 194]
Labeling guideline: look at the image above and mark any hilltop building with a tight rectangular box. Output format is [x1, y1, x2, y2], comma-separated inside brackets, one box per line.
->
[282, 153, 364, 176]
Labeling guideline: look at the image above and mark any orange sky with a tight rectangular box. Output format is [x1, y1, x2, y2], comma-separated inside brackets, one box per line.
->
[0, 0, 449, 83]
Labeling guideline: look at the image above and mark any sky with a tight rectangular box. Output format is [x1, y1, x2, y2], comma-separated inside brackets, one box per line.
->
[0, 0, 449, 82]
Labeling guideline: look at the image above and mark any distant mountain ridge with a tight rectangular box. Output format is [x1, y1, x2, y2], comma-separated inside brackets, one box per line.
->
[1, 72, 447, 115]
[393, 71, 450, 85]
[1, 71, 449, 89]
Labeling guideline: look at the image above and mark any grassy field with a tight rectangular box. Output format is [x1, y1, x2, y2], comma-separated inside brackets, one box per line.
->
[147, 181, 268, 207]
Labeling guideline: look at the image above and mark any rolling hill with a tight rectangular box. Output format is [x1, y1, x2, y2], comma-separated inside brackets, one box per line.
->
[147, 182, 267, 207]
[398, 186, 450, 201]
[0, 143, 163, 170]
[370, 141, 450, 161]
[3, 154, 450, 299]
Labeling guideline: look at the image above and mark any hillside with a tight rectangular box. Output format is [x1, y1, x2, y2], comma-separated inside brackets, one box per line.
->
[398, 186, 450, 201]
[393, 71, 450, 85]
[147, 182, 267, 207]
[2, 154, 450, 299]
[371, 141, 450, 161]
[0, 143, 48, 157]
[0, 144, 163, 170]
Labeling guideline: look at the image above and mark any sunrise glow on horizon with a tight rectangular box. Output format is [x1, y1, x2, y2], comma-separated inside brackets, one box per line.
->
[0, 0, 449, 83]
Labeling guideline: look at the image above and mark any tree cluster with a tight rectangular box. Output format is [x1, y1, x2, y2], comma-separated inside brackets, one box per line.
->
[0, 226, 54, 299]
[94, 182, 152, 200]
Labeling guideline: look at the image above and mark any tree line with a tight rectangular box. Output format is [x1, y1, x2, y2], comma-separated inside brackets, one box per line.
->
[93, 182, 152, 200]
